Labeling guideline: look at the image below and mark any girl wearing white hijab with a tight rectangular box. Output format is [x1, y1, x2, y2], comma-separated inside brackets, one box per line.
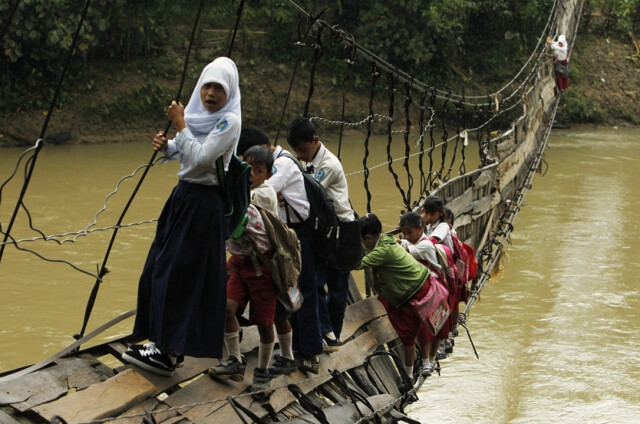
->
[547, 34, 569, 91]
[123, 57, 241, 376]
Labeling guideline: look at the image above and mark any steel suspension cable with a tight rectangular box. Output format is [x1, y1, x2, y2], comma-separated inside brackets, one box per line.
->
[0, 0, 92, 266]
[76, 0, 208, 338]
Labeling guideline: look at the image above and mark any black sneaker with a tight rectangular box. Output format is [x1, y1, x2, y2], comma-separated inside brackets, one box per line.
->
[129, 343, 184, 368]
[208, 356, 246, 382]
[322, 335, 341, 353]
[268, 354, 298, 375]
[122, 342, 177, 376]
[297, 355, 320, 374]
[251, 368, 272, 392]
[445, 338, 454, 354]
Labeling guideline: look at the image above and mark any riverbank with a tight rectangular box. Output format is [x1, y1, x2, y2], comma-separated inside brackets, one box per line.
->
[0, 33, 638, 148]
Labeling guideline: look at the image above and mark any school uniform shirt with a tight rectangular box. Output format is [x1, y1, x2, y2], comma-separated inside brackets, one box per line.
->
[426, 221, 454, 252]
[163, 112, 240, 186]
[266, 146, 310, 224]
[301, 142, 355, 222]
[251, 183, 278, 215]
[356, 233, 429, 308]
[226, 204, 272, 256]
[400, 235, 442, 272]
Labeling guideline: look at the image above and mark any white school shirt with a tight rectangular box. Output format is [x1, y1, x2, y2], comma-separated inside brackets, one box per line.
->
[163, 113, 240, 186]
[426, 221, 454, 252]
[400, 235, 442, 272]
[226, 204, 271, 256]
[266, 146, 310, 224]
[301, 142, 355, 222]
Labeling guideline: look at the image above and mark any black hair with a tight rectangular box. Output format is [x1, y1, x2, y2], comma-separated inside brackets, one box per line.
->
[237, 126, 270, 156]
[286, 117, 316, 148]
[444, 207, 454, 226]
[422, 195, 445, 214]
[243, 145, 274, 171]
[399, 211, 423, 229]
[360, 213, 382, 238]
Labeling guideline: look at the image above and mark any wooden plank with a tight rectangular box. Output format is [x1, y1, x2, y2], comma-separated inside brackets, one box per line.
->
[0, 409, 23, 424]
[340, 296, 386, 341]
[286, 394, 396, 424]
[108, 397, 162, 424]
[33, 368, 155, 424]
[0, 356, 107, 411]
[195, 316, 398, 423]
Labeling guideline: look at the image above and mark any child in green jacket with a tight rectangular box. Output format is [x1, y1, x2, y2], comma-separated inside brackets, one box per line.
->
[356, 213, 434, 380]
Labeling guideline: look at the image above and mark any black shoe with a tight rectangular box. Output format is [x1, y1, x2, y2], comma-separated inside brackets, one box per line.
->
[122, 342, 177, 376]
[436, 346, 448, 360]
[268, 354, 298, 375]
[445, 338, 454, 354]
[208, 356, 246, 382]
[129, 343, 184, 368]
[322, 335, 341, 353]
[297, 355, 320, 374]
[251, 368, 272, 392]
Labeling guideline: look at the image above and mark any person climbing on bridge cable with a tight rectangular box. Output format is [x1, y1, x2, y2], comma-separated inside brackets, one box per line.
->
[547, 34, 569, 91]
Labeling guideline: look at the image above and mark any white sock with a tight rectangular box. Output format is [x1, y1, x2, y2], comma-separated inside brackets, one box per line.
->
[429, 356, 435, 365]
[259, 342, 275, 369]
[324, 331, 337, 341]
[224, 331, 241, 362]
[277, 331, 294, 360]
[405, 365, 414, 380]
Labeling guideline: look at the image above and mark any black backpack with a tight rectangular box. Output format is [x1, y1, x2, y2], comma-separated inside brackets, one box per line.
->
[216, 154, 251, 239]
[279, 152, 339, 264]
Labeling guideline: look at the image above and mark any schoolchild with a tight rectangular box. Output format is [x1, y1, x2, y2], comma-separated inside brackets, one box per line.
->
[421, 195, 454, 252]
[122, 57, 241, 376]
[443, 207, 457, 237]
[355, 213, 435, 380]
[398, 211, 449, 374]
[546, 34, 569, 91]
[421, 195, 458, 353]
[208, 144, 283, 391]
[285, 117, 356, 350]
[262, 132, 324, 374]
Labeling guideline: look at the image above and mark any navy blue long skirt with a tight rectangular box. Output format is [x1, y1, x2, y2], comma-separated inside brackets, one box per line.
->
[133, 180, 226, 358]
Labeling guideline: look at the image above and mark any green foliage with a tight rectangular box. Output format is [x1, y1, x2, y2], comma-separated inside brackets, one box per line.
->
[0, 0, 175, 112]
[560, 89, 606, 124]
[586, 0, 640, 33]
[94, 80, 174, 123]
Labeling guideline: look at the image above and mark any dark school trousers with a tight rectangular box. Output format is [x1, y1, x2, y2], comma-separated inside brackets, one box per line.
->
[317, 265, 351, 340]
[288, 222, 324, 357]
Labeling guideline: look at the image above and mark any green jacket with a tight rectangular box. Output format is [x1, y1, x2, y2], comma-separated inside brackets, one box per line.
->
[356, 233, 429, 308]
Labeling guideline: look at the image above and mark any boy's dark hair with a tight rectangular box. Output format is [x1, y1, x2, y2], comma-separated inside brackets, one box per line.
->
[243, 145, 274, 171]
[444, 207, 455, 225]
[286, 117, 316, 148]
[422, 195, 445, 214]
[237, 126, 271, 156]
[360, 213, 382, 238]
[399, 211, 423, 229]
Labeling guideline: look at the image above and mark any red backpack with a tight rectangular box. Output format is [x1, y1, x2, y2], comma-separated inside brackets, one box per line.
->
[450, 234, 478, 282]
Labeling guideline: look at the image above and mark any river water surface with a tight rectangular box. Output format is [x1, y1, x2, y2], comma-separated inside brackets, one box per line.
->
[0, 126, 638, 423]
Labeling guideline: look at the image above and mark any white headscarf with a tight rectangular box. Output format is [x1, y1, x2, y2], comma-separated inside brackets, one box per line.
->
[553, 35, 568, 61]
[184, 57, 241, 135]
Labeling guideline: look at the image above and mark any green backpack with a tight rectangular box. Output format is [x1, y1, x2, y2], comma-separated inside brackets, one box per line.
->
[217, 155, 251, 239]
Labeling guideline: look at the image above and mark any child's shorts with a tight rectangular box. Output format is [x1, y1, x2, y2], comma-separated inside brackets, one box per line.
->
[227, 251, 279, 326]
[379, 279, 435, 346]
